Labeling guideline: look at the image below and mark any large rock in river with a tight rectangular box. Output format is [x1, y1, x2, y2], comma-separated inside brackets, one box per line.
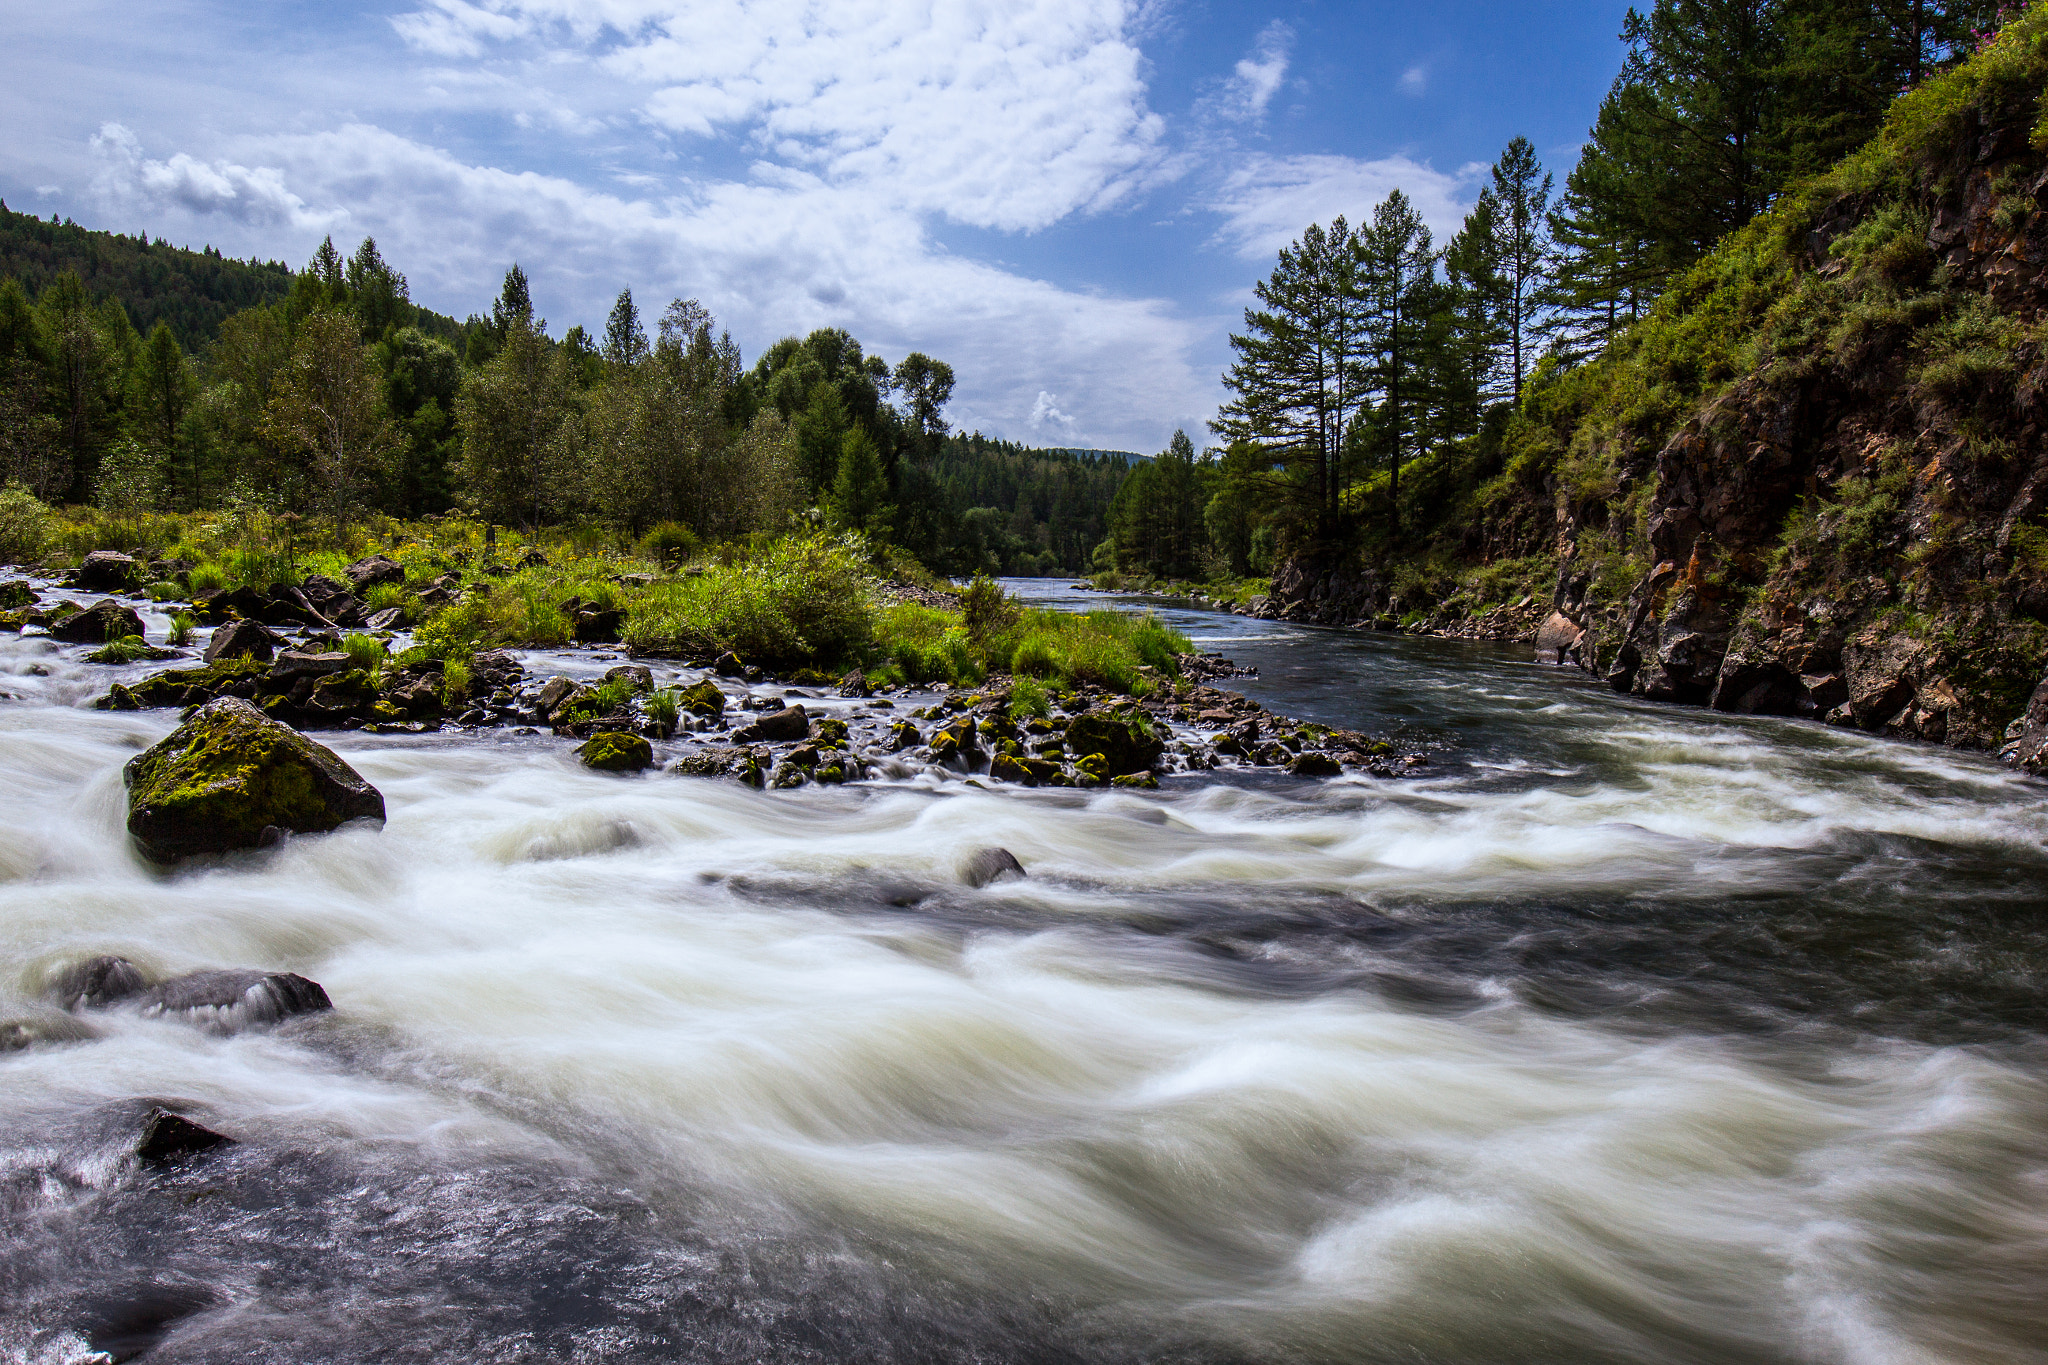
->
[123, 697, 386, 861]
[51, 598, 146, 644]
[77, 550, 139, 592]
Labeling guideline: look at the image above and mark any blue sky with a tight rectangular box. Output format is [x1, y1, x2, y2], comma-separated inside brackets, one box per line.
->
[2, 0, 1631, 452]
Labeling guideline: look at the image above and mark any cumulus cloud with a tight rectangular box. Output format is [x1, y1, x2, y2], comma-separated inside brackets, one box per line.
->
[122, 121, 1213, 450]
[1221, 21, 1292, 122]
[390, 0, 1173, 232]
[1029, 390, 1078, 435]
[1211, 152, 1482, 261]
[89, 123, 344, 231]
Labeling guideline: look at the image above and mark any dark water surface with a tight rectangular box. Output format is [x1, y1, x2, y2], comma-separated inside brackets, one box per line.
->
[1, 583, 2044, 1363]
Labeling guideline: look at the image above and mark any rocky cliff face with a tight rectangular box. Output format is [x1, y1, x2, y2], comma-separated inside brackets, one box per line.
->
[1549, 102, 2048, 767]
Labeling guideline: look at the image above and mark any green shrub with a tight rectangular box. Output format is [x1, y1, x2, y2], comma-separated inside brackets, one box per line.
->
[638, 521, 700, 564]
[145, 581, 183, 602]
[1011, 634, 1059, 677]
[962, 575, 1018, 644]
[1008, 676, 1050, 720]
[364, 582, 410, 615]
[187, 562, 226, 592]
[439, 658, 472, 707]
[0, 483, 51, 565]
[168, 612, 197, 647]
[415, 598, 490, 664]
[341, 633, 388, 681]
[623, 533, 873, 667]
[646, 687, 681, 732]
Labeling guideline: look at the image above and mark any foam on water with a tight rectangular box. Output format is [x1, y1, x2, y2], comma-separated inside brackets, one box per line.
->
[2, 623, 2046, 1362]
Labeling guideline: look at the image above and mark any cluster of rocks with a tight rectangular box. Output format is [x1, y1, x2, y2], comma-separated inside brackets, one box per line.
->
[100, 625, 526, 733]
[647, 669, 1426, 790]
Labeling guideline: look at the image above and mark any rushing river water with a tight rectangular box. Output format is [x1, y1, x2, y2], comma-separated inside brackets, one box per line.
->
[3, 579, 2046, 1363]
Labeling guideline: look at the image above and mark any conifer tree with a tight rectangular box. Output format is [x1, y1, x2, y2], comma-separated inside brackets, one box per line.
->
[1356, 191, 1437, 540]
[602, 288, 648, 365]
[1214, 216, 1369, 540]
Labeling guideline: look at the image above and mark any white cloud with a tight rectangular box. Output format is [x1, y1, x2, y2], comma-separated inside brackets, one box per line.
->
[1029, 390, 1078, 435]
[1398, 64, 1428, 96]
[390, 0, 532, 59]
[1211, 153, 1482, 261]
[89, 123, 345, 231]
[1221, 21, 1292, 122]
[97, 121, 1214, 450]
[390, 0, 1173, 233]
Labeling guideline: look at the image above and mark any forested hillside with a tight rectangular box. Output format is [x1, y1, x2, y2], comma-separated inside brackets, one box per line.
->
[0, 204, 296, 351]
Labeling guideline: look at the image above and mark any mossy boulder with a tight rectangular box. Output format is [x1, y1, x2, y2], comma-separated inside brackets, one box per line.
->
[678, 679, 725, 717]
[1064, 712, 1164, 775]
[0, 580, 34, 609]
[123, 697, 387, 862]
[1289, 751, 1342, 778]
[51, 598, 146, 645]
[577, 731, 653, 771]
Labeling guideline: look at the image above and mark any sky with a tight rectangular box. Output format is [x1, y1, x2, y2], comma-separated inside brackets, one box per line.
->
[1, 0, 1633, 453]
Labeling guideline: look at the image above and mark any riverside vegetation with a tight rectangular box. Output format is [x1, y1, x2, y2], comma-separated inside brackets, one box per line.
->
[0, 498, 1411, 819]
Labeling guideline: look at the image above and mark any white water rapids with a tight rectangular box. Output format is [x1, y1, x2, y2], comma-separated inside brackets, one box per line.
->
[2, 585, 2045, 1363]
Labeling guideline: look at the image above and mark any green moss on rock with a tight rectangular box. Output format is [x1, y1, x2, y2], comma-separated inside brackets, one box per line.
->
[94, 657, 271, 711]
[123, 696, 386, 862]
[577, 731, 653, 771]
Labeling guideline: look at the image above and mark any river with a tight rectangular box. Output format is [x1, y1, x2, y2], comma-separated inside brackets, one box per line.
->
[2, 579, 2044, 1363]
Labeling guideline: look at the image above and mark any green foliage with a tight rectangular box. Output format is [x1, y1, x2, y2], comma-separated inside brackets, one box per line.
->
[645, 687, 681, 732]
[364, 581, 410, 616]
[0, 481, 50, 563]
[167, 611, 197, 646]
[961, 574, 1018, 645]
[624, 533, 875, 668]
[341, 633, 388, 681]
[87, 635, 153, 663]
[638, 521, 700, 564]
[415, 597, 490, 664]
[1008, 676, 1051, 720]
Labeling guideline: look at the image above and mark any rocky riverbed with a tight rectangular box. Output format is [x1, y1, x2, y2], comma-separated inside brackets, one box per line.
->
[2, 560, 1429, 803]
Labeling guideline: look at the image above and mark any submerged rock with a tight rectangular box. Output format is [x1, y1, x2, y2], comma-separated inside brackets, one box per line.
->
[122, 697, 386, 861]
[677, 678, 725, 717]
[51, 954, 149, 1008]
[134, 1106, 234, 1164]
[578, 731, 654, 771]
[1064, 713, 1164, 775]
[961, 847, 1026, 888]
[135, 968, 333, 1032]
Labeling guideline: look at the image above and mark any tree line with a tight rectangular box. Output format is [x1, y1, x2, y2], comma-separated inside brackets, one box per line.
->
[1096, 0, 2013, 583]
[0, 223, 1131, 575]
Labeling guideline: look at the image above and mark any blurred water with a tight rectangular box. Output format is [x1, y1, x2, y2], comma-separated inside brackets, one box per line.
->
[1, 586, 2044, 1363]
